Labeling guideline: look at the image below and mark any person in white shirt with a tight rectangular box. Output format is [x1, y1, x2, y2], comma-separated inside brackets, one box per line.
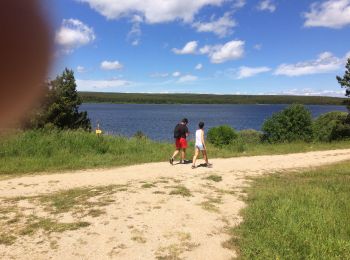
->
[192, 122, 212, 169]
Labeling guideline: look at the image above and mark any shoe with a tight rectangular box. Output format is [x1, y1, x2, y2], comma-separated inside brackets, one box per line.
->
[169, 158, 174, 165]
[206, 163, 213, 168]
[191, 165, 196, 169]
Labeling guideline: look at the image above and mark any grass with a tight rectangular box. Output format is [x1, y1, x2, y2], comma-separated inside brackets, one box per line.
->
[1, 129, 350, 177]
[39, 184, 126, 214]
[205, 174, 222, 182]
[0, 184, 124, 245]
[169, 185, 192, 197]
[141, 183, 156, 188]
[20, 217, 90, 236]
[0, 234, 16, 245]
[227, 161, 350, 259]
[200, 196, 222, 213]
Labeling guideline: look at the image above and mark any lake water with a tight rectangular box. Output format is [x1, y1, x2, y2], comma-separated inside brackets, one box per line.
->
[80, 103, 347, 141]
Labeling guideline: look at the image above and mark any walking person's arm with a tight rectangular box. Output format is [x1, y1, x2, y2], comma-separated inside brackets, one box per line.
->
[201, 130, 206, 150]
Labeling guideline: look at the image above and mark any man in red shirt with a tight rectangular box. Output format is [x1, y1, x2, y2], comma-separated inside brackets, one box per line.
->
[170, 118, 189, 165]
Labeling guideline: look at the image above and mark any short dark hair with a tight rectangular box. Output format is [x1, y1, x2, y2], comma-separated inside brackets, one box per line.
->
[199, 122, 204, 129]
[182, 118, 188, 124]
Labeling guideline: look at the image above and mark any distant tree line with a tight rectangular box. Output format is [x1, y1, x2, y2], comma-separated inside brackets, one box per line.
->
[79, 92, 347, 105]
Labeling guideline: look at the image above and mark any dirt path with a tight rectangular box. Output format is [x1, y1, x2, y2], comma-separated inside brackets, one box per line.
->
[1, 149, 350, 260]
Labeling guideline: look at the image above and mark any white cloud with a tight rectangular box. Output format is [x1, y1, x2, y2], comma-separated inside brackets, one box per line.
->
[236, 66, 271, 79]
[100, 60, 123, 70]
[233, 0, 246, 8]
[254, 44, 262, 50]
[76, 79, 130, 91]
[178, 75, 198, 83]
[200, 40, 245, 63]
[78, 0, 226, 24]
[131, 40, 140, 46]
[127, 15, 142, 46]
[172, 71, 182, 77]
[172, 41, 198, 55]
[304, 0, 350, 29]
[55, 19, 95, 52]
[150, 72, 169, 78]
[76, 66, 86, 73]
[192, 13, 236, 38]
[274, 52, 345, 76]
[195, 63, 203, 70]
[257, 0, 276, 12]
[266, 88, 346, 97]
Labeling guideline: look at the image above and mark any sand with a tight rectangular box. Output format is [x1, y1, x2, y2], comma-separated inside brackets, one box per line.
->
[0, 149, 350, 260]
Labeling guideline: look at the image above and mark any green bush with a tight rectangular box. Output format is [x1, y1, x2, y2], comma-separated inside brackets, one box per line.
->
[313, 111, 350, 142]
[238, 129, 263, 144]
[262, 104, 313, 143]
[207, 125, 238, 147]
[133, 130, 148, 139]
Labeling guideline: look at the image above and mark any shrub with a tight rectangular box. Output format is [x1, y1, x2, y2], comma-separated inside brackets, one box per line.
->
[313, 111, 350, 142]
[238, 129, 263, 144]
[133, 130, 148, 139]
[207, 125, 238, 147]
[262, 104, 313, 143]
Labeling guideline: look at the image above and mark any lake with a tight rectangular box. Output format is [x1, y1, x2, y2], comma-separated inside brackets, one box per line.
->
[80, 103, 348, 141]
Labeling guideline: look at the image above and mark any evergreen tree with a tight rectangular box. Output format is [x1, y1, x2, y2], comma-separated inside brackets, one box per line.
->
[336, 57, 350, 122]
[26, 68, 91, 130]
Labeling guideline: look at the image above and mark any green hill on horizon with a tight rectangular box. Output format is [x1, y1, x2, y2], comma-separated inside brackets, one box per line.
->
[79, 92, 348, 105]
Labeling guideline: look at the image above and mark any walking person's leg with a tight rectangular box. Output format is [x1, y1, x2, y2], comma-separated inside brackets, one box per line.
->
[202, 150, 212, 167]
[170, 138, 181, 165]
[192, 147, 199, 168]
[202, 150, 208, 164]
[170, 149, 180, 164]
[181, 148, 186, 163]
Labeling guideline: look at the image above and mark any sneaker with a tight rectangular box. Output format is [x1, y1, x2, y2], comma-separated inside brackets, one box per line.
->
[169, 158, 174, 165]
[191, 165, 196, 169]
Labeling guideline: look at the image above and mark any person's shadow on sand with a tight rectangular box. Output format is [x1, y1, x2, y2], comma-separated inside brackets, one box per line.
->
[196, 163, 209, 168]
[174, 160, 192, 165]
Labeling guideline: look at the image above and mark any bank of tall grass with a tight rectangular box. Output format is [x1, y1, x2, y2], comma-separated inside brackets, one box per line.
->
[1, 130, 350, 176]
[230, 161, 350, 259]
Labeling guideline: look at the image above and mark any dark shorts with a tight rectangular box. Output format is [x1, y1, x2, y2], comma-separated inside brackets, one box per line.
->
[175, 138, 187, 149]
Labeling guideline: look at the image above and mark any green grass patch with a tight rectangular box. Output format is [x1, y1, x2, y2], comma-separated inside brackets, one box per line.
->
[2, 130, 350, 177]
[205, 175, 222, 182]
[39, 184, 125, 214]
[169, 185, 192, 197]
[0, 185, 120, 245]
[229, 161, 350, 259]
[20, 216, 90, 236]
[200, 197, 222, 213]
[141, 183, 156, 189]
[0, 233, 16, 245]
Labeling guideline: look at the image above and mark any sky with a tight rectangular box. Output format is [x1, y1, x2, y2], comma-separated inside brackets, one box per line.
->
[45, 0, 350, 96]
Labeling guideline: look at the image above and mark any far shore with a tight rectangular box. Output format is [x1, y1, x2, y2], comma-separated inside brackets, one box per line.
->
[79, 92, 347, 106]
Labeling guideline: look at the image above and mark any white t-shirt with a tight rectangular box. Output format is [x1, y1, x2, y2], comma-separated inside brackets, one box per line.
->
[195, 129, 203, 146]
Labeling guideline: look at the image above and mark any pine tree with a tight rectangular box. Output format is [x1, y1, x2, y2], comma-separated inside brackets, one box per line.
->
[337, 58, 350, 104]
[337, 57, 350, 122]
[26, 68, 91, 130]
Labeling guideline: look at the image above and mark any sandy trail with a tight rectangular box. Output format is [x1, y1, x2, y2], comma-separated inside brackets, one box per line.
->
[0, 149, 350, 260]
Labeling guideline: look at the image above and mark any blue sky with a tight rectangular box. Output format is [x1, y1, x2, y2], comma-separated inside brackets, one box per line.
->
[47, 0, 350, 96]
